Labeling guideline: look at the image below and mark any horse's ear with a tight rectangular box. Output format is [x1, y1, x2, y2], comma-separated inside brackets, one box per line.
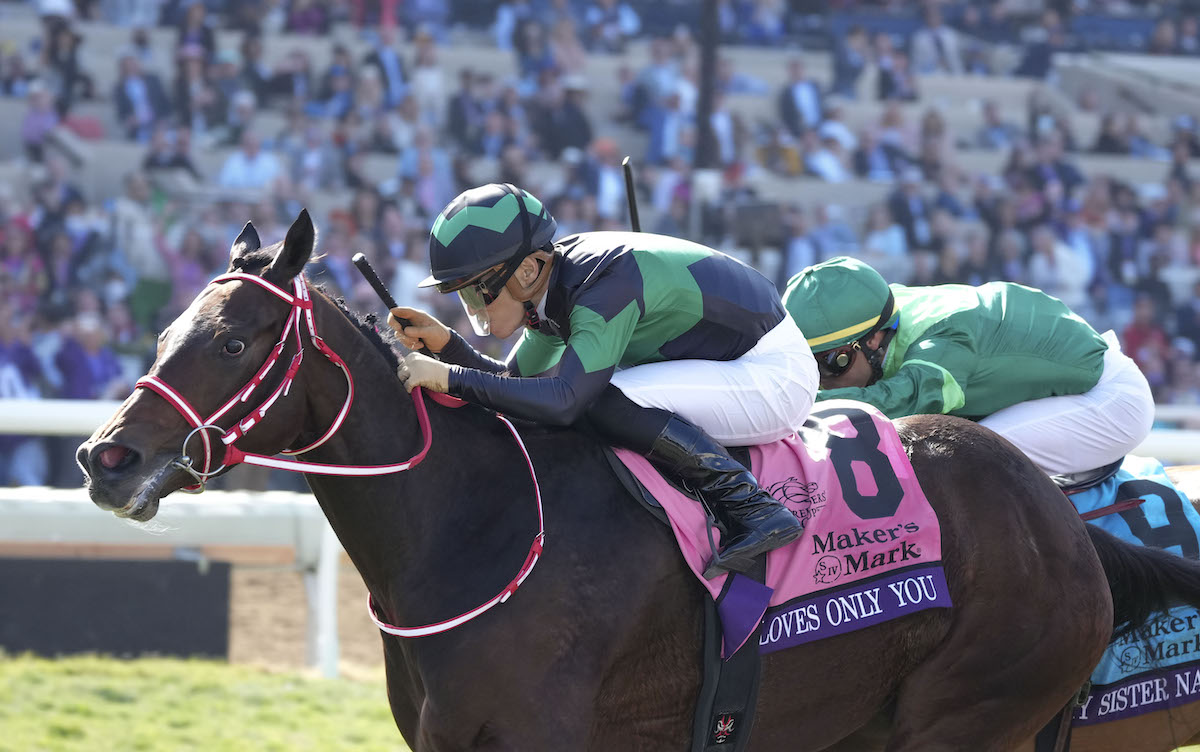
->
[265, 209, 316, 283]
[229, 221, 261, 264]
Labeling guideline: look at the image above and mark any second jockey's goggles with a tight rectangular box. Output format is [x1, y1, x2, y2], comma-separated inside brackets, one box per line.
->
[816, 343, 860, 378]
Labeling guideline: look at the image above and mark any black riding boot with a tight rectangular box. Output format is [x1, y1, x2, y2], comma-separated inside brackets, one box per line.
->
[647, 415, 804, 579]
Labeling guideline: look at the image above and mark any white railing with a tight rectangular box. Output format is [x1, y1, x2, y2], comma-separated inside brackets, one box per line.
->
[0, 399, 342, 678]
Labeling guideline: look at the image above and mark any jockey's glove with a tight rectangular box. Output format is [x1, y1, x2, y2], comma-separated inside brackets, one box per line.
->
[398, 352, 450, 393]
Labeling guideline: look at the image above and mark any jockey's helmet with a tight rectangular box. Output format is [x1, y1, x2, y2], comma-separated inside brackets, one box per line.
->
[419, 183, 557, 336]
[782, 256, 898, 354]
[420, 183, 557, 293]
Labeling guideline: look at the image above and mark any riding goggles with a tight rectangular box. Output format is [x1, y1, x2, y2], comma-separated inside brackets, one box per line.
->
[816, 343, 859, 378]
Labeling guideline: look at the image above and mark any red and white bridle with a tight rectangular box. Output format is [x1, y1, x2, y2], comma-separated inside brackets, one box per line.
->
[133, 271, 545, 638]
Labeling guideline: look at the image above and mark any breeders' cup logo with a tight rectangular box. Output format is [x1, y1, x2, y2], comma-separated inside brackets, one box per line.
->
[1115, 644, 1149, 671]
[712, 714, 736, 744]
[814, 555, 843, 585]
[768, 476, 826, 526]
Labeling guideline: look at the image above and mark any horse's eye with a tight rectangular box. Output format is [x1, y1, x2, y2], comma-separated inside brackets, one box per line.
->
[223, 339, 245, 356]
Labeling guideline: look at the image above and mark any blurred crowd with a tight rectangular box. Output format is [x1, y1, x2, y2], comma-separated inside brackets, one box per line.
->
[3, 0, 1200, 487]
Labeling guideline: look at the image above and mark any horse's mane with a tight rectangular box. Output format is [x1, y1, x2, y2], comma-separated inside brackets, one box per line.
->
[325, 292, 402, 372]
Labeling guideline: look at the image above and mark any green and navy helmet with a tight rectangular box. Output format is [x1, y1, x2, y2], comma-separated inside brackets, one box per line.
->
[419, 183, 557, 293]
[782, 256, 899, 352]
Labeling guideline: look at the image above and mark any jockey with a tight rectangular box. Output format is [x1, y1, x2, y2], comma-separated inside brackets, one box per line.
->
[781, 256, 1155, 477]
[388, 183, 817, 577]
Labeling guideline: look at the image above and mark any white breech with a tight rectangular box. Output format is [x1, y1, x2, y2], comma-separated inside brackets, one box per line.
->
[979, 331, 1155, 476]
[610, 317, 820, 446]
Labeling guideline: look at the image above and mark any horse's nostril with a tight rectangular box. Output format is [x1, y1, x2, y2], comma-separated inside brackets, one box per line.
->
[87, 443, 141, 476]
[98, 446, 132, 470]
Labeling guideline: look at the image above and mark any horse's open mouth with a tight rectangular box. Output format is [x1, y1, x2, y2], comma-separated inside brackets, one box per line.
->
[114, 461, 185, 522]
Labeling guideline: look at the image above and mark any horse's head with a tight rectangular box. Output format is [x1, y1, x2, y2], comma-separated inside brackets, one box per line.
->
[77, 210, 320, 521]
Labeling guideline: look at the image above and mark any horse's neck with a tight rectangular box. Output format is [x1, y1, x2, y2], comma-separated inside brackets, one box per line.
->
[294, 302, 518, 626]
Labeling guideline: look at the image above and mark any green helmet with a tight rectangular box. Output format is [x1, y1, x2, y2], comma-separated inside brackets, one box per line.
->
[782, 256, 898, 352]
[419, 183, 557, 292]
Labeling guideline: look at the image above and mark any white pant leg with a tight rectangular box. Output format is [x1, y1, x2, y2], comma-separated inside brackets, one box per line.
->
[979, 333, 1154, 475]
[610, 317, 819, 445]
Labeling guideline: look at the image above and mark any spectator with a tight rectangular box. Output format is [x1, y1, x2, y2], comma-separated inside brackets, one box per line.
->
[285, 0, 331, 35]
[1014, 10, 1064, 80]
[494, 0, 535, 51]
[889, 167, 935, 250]
[173, 45, 220, 135]
[21, 82, 60, 162]
[2, 45, 36, 97]
[1175, 279, 1200, 352]
[781, 204, 817, 282]
[875, 32, 918, 102]
[1029, 223, 1090, 310]
[910, 6, 964, 74]
[42, 23, 92, 115]
[113, 51, 170, 141]
[832, 25, 869, 99]
[55, 310, 127, 401]
[549, 18, 587, 74]
[270, 49, 315, 106]
[1092, 113, 1130, 155]
[861, 203, 907, 260]
[805, 132, 851, 183]
[363, 28, 408, 108]
[1124, 294, 1170, 378]
[1181, 16, 1200, 55]
[239, 34, 272, 104]
[0, 303, 49, 487]
[409, 30, 446, 126]
[778, 57, 822, 138]
[853, 128, 899, 182]
[177, 2, 215, 62]
[217, 131, 283, 192]
[142, 125, 202, 179]
[645, 89, 690, 165]
[974, 99, 1023, 151]
[584, 0, 640, 53]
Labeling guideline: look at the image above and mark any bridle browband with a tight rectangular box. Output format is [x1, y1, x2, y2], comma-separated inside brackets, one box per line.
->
[133, 270, 545, 637]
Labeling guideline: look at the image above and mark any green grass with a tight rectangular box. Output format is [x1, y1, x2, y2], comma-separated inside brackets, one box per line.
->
[0, 654, 409, 752]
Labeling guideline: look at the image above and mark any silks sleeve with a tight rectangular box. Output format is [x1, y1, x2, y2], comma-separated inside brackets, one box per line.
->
[446, 299, 641, 426]
[818, 335, 972, 418]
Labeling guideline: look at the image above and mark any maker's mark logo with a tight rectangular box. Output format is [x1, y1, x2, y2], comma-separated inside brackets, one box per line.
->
[814, 555, 843, 585]
[768, 476, 826, 525]
[1115, 644, 1149, 671]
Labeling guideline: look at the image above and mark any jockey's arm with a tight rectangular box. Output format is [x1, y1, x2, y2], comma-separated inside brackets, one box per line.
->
[818, 336, 973, 418]
[446, 302, 638, 426]
[437, 330, 510, 374]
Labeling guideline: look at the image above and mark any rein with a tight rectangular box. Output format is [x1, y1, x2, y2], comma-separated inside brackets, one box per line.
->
[134, 271, 546, 637]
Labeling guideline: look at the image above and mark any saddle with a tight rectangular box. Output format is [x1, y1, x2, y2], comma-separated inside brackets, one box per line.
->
[1052, 458, 1125, 495]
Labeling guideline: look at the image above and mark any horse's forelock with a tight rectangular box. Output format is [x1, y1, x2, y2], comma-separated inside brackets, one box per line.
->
[228, 244, 281, 275]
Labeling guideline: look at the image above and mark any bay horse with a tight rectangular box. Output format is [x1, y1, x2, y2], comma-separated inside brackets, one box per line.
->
[77, 211, 1200, 751]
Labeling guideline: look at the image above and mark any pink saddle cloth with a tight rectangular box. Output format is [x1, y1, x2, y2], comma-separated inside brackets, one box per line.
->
[613, 400, 952, 658]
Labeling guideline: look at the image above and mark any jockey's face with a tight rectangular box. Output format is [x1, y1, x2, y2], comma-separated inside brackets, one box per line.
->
[816, 331, 884, 391]
[483, 284, 527, 339]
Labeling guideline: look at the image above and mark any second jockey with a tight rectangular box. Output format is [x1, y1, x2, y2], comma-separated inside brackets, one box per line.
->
[781, 256, 1155, 478]
[388, 183, 819, 577]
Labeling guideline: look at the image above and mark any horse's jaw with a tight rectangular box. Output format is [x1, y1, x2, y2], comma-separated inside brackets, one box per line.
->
[84, 456, 191, 523]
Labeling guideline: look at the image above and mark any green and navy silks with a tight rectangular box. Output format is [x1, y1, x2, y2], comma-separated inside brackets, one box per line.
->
[818, 282, 1108, 420]
[1069, 455, 1200, 726]
[442, 231, 786, 426]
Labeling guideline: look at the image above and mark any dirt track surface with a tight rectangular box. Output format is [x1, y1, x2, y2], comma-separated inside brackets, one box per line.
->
[229, 563, 386, 676]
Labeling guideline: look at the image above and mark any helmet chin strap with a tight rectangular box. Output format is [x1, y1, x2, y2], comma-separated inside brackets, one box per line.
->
[861, 328, 896, 387]
[507, 250, 557, 331]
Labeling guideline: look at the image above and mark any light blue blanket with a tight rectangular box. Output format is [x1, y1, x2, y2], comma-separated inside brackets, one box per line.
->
[1070, 455, 1200, 725]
